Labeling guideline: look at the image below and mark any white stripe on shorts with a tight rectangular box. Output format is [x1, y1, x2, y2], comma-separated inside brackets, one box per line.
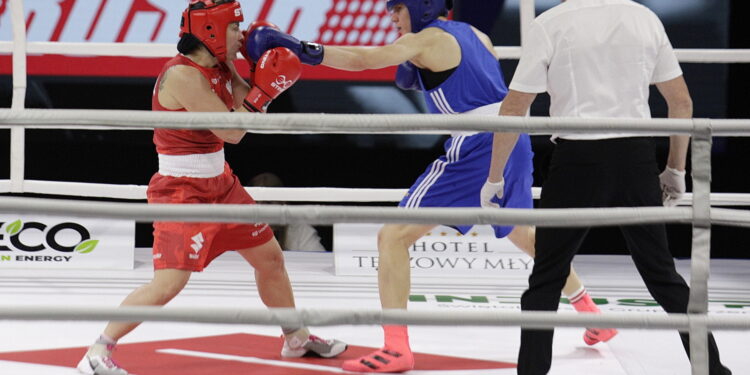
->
[404, 135, 465, 208]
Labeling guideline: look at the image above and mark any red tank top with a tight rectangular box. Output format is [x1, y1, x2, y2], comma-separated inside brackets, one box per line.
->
[152, 55, 234, 155]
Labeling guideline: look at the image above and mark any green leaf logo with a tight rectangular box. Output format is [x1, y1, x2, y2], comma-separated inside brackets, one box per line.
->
[5, 220, 22, 235]
[75, 239, 99, 254]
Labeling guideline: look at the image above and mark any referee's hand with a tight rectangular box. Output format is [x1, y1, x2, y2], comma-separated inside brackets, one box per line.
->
[481, 179, 505, 208]
[659, 167, 686, 207]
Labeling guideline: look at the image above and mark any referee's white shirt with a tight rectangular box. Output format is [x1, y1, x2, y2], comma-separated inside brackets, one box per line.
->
[509, 0, 683, 140]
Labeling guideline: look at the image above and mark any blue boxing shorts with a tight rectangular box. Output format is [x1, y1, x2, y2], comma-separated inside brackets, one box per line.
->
[399, 132, 533, 238]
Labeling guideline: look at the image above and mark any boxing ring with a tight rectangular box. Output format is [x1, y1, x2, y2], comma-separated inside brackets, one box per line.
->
[2, 0, 750, 374]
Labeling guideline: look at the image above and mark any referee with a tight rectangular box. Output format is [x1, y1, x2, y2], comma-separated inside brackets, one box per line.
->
[483, 0, 733, 374]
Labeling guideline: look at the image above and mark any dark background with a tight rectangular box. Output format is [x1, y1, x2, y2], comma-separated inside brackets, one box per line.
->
[1, 0, 748, 258]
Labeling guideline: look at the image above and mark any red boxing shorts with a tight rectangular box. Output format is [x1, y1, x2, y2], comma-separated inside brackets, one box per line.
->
[147, 163, 274, 271]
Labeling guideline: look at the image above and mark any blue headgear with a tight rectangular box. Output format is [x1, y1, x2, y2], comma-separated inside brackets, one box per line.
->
[386, 0, 450, 33]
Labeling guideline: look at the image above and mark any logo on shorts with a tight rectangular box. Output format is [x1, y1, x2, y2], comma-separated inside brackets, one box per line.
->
[190, 232, 204, 259]
[251, 224, 268, 237]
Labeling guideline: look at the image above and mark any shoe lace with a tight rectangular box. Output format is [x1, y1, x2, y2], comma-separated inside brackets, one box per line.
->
[99, 344, 121, 369]
[101, 356, 121, 369]
[307, 335, 327, 344]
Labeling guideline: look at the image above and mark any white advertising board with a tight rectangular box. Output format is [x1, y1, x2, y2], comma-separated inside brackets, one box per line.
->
[334, 223, 533, 277]
[0, 214, 134, 270]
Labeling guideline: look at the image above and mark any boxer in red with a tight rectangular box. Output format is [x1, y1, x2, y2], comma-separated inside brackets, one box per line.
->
[77, 2, 345, 374]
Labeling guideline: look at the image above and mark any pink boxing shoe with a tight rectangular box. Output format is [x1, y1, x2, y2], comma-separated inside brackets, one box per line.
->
[583, 327, 619, 345]
[342, 347, 414, 373]
[571, 291, 619, 345]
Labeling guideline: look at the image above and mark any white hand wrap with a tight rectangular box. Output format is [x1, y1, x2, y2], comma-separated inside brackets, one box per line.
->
[659, 167, 686, 207]
[480, 179, 505, 208]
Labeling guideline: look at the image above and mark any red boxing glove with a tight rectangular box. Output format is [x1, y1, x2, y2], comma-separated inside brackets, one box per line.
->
[241, 20, 279, 81]
[243, 47, 302, 113]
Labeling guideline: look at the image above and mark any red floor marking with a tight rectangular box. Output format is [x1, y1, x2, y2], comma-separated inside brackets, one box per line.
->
[0, 333, 515, 374]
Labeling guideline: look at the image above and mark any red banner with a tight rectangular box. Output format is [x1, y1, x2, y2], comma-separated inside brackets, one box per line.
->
[0, 0, 398, 80]
[0, 55, 396, 80]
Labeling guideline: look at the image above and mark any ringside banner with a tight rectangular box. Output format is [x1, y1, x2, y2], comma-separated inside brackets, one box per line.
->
[334, 223, 534, 277]
[0, 0, 399, 80]
[0, 214, 134, 269]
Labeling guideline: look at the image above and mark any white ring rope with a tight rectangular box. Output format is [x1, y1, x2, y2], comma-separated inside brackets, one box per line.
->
[2, 196, 750, 229]
[2, 109, 750, 135]
[0, 307, 748, 331]
[2, 41, 750, 64]
[3, 180, 750, 206]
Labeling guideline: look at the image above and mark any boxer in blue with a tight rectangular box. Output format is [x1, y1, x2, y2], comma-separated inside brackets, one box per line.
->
[246, 1, 616, 372]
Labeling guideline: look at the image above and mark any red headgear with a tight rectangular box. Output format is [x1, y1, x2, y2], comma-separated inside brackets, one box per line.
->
[180, 0, 244, 62]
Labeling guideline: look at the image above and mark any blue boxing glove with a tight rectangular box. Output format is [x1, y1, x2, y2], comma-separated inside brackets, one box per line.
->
[395, 61, 421, 91]
[247, 26, 324, 66]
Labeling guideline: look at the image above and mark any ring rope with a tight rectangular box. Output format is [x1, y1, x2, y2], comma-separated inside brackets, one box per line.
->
[5, 196, 750, 229]
[0, 306, 747, 331]
[3, 196, 750, 229]
[2, 42, 750, 63]
[3, 180, 750, 206]
[2, 109, 750, 135]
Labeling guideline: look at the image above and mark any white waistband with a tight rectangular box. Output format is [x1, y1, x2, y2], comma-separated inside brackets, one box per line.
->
[452, 102, 503, 137]
[158, 149, 225, 178]
[553, 133, 641, 141]
[464, 101, 502, 115]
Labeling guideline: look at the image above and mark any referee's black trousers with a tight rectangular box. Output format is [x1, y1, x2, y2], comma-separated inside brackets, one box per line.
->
[517, 138, 731, 375]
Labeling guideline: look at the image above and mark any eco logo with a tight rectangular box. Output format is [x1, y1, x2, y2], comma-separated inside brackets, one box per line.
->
[0, 220, 99, 254]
